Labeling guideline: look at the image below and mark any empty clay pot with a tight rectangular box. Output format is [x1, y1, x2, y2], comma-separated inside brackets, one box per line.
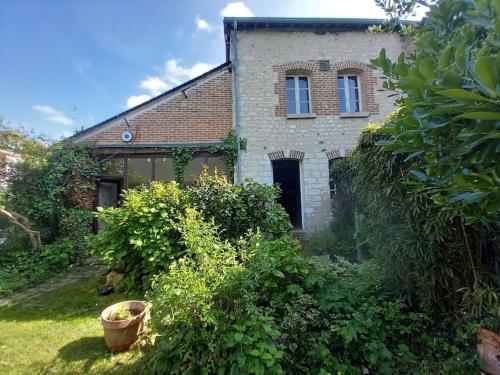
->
[101, 300, 148, 352]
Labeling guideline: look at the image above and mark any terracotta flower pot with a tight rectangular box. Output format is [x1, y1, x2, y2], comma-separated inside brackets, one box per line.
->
[477, 328, 500, 375]
[101, 300, 148, 352]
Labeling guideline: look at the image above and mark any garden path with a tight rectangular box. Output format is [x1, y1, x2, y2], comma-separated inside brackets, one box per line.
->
[0, 266, 100, 307]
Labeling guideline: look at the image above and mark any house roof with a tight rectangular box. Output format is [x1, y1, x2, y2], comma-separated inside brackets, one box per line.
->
[223, 17, 417, 61]
[70, 61, 231, 142]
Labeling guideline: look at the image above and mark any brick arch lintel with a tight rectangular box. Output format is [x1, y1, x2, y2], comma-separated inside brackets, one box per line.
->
[268, 150, 305, 161]
[326, 149, 354, 160]
[333, 60, 369, 73]
[283, 61, 316, 73]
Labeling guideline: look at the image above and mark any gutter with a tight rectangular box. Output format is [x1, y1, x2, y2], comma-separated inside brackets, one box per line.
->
[231, 20, 243, 184]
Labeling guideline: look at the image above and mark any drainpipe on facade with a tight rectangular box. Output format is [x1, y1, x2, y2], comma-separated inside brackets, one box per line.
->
[231, 20, 243, 184]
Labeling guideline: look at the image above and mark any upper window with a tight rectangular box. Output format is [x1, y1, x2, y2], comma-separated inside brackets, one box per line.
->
[286, 76, 311, 114]
[337, 75, 360, 113]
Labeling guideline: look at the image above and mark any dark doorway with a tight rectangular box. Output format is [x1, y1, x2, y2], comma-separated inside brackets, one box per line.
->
[96, 179, 122, 231]
[272, 159, 302, 229]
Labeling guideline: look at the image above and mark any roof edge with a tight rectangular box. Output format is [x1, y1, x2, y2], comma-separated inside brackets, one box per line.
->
[70, 61, 231, 141]
[223, 17, 418, 61]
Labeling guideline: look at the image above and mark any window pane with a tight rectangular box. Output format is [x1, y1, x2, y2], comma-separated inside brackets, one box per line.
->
[154, 157, 175, 182]
[337, 77, 347, 112]
[348, 76, 358, 88]
[287, 98, 296, 114]
[349, 88, 360, 112]
[286, 77, 296, 114]
[103, 157, 125, 176]
[184, 157, 207, 185]
[127, 158, 153, 188]
[298, 77, 308, 89]
[300, 101, 310, 114]
[348, 76, 360, 112]
[299, 88, 309, 102]
[205, 157, 227, 175]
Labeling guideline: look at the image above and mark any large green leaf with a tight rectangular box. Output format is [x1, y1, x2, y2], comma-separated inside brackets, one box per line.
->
[449, 191, 488, 203]
[472, 56, 499, 96]
[456, 111, 500, 120]
[437, 89, 491, 101]
[418, 58, 437, 79]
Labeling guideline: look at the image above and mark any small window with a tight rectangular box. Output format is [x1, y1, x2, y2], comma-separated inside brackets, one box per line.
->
[286, 76, 311, 114]
[337, 75, 360, 112]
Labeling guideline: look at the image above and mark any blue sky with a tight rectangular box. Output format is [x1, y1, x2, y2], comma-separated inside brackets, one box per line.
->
[0, 0, 426, 139]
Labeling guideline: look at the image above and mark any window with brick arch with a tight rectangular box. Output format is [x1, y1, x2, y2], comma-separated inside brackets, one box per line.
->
[286, 76, 311, 114]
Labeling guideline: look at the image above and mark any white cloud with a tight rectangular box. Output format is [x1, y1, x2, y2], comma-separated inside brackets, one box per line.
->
[140, 77, 168, 96]
[126, 59, 215, 108]
[32, 105, 74, 125]
[162, 59, 214, 88]
[220, 1, 254, 17]
[195, 15, 214, 32]
[126, 95, 151, 109]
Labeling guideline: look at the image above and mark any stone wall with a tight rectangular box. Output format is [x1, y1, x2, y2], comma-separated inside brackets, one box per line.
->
[234, 30, 408, 230]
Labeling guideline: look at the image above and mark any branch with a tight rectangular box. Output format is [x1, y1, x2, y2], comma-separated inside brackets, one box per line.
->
[0, 209, 41, 251]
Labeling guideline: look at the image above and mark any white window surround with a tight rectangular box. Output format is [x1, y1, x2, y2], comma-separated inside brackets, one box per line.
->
[286, 76, 312, 115]
[337, 75, 362, 113]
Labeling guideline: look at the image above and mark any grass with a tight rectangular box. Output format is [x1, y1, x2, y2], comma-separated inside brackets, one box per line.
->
[0, 276, 147, 374]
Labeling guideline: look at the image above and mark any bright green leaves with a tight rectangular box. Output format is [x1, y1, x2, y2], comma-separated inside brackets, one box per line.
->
[437, 88, 491, 101]
[371, 0, 500, 224]
[471, 55, 499, 96]
[418, 58, 437, 79]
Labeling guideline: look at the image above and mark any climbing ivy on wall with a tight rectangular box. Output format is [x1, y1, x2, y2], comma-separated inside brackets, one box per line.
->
[171, 130, 247, 185]
[7, 142, 104, 241]
[211, 129, 247, 176]
[172, 147, 196, 185]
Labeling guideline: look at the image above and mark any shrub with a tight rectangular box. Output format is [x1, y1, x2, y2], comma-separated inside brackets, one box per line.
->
[59, 208, 94, 255]
[147, 210, 476, 374]
[367, 0, 500, 315]
[187, 169, 291, 240]
[92, 170, 292, 291]
[0, 237, 75, 296]
[91, 182, 186, 291]
[7, 142, 103, 241]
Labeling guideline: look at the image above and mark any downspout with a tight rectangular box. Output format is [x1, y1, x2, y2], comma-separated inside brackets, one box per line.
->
[231, 20, 243, 184]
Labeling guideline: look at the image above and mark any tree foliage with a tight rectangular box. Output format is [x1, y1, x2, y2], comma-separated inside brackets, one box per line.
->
[7, 142, 103, 241]
[371, 0, 500, 223]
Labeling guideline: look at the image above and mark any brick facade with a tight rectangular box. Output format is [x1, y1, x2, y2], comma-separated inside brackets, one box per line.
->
[76, 68, 232, 146]
[273, 59, 378, 117]
[235, 30, 408, 230]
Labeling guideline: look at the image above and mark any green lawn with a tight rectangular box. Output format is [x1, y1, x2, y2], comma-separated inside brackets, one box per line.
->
[0, 276, 146, 374]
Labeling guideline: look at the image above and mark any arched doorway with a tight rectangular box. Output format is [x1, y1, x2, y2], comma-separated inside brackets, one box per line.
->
[272, 159, 302, 229]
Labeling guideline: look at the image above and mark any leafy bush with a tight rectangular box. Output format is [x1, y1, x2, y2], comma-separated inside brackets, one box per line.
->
[0, 237, 75, 296]
[187, 169, 291, 240]
[91, 182, 185, 291]
[59, 208, 94, 254]
[366, 0, 500, 315]
[92, 170, 291, 291]
[7, 142, 103, 241]
[147, 210, 477, 374]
